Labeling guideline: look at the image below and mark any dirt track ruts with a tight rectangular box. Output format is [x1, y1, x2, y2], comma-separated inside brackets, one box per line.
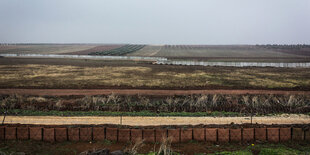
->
[0, 89, 309, 96]
[1, 115, 309, 126]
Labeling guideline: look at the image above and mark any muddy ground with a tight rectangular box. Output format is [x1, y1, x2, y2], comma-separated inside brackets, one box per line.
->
[3, 140, 308, 155]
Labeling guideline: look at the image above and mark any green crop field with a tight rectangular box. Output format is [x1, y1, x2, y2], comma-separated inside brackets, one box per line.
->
[89, 44, 145, 56]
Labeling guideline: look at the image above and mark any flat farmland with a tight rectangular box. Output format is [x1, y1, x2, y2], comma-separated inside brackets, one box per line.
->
[65, 44, 124, 55]
[0, 58, 309, 90]
[0, 44, 144, 56]
[1, 45, 310, 119]
[0, 44, 97, 54]
[130, 45, 310, 62]
[2, 44, 309, 62]
[127, 45, 163, 56]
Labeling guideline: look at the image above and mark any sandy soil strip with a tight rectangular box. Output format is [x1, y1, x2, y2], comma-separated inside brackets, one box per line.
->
[0, 89, 310, 96]
[1, 115, 309, 126]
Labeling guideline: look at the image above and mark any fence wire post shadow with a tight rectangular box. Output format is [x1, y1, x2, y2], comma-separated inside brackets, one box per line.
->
[1, 109, 7, 125]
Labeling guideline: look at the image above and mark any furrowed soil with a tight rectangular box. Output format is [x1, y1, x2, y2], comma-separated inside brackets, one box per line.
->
[167, 56, 310, 62]
[130, 45, 310, 62]
[131, 45, 310, 58]
[0, 44, 96, 54]
[65, 44, 124, 55]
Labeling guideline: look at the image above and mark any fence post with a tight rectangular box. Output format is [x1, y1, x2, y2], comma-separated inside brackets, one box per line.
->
[120, 114, 122, 125]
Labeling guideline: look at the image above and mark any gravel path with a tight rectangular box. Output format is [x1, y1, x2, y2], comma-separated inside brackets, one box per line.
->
[1, 115, 309, 126]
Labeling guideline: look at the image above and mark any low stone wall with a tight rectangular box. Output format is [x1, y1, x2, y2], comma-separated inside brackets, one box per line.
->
[1, 125, 309, 143]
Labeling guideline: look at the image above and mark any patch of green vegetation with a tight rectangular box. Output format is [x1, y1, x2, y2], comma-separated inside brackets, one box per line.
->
[1, 109, 244, 117]
[99, 139, 114, 145]
[140, 152, 180, 155]
[139, 144, 310, 155]
[89, 44, 145, 56]
[210, 144, 310, 155]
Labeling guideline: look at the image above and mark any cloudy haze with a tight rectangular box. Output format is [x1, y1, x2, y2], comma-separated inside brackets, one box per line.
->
[0, 0, 309, 44]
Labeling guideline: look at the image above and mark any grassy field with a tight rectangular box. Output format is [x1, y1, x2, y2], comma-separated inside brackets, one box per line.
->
[0, 58, 309, 90]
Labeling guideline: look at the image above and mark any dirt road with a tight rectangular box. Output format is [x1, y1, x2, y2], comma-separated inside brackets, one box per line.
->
[0, 89, 309, 96]
[1, 115, 309, 126]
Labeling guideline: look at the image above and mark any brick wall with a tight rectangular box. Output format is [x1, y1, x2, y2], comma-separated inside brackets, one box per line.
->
[0, 125, 308, 143]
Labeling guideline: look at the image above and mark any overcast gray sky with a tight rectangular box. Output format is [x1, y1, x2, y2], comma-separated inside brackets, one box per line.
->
[0, 0, 309, 44]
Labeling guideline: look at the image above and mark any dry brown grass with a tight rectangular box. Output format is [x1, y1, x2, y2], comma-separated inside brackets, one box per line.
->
[1, 94, 310, 114]
[0, 64, 309, 89]
[157, 137, 173, 155]
[125, 139, 145, 155]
